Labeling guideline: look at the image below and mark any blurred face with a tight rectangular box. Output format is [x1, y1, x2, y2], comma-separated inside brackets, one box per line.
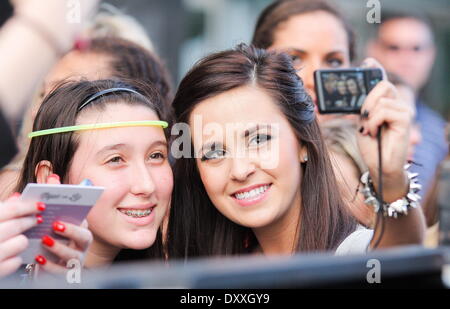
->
[368, 18, 436, 92]
[330, 151, 374, 228]
[31, 51, 113, 120]
[67, 103, 173, 250]
[269, 11, 351, 112]
[42, 51, 113, 97]
[190, 85, 305, 230]
[396, 85, 422, 161]
[346, 79, 358, 95]
[337, 80, 347, 95]
[324, 79, 335, 94]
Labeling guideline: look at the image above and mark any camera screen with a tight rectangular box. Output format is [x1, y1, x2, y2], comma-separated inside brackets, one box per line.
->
[320, 71, 367, 111]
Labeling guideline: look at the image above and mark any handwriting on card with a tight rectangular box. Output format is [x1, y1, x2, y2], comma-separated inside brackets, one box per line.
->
[41, 192, 82, 202]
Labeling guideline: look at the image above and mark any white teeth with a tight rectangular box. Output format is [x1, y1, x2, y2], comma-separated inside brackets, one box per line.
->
[234, 185, 269, 200]
[120, 208, 152, 218]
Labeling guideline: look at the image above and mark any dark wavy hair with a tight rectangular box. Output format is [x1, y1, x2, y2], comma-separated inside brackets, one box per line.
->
[252, 0, 356, 61]
[167, 44, 356, 259]
[17, 79, 173, 261]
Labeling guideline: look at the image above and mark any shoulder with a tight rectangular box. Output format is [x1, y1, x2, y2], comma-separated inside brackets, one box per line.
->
[334, 225, 373, 256]
[416, 102, 446, 125]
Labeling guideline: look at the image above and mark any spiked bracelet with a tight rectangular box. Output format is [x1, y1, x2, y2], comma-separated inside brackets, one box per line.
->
[360, 164, 421, 218]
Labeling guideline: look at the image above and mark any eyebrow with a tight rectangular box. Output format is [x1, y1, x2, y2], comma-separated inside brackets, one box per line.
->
[96, 140, 167, 156]
[286, 48, 346, 57]
[243, 124, 272, 138]
[97, 143, 127, 155]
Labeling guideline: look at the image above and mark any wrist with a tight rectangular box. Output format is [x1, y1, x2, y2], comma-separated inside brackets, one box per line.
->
[370, 169, 409, 203]
[12, 14, 68, 57]
[361, 164, 421, 218]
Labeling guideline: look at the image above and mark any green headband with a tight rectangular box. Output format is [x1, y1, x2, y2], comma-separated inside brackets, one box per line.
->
[28, 120, 168, 138]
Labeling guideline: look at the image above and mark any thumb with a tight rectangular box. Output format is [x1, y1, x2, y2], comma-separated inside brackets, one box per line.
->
[80, 219, 89, 230]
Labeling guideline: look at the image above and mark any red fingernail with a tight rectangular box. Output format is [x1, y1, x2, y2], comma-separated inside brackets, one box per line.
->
[41, 235, 55, 247]
[73, 37, 91, 51]
[36, 202, 46, 211]
[35, 255, 47, 265]
[11, 192, 21, 198]
[36, 214, 43, 224]
[48, 174, 60, 181]
[53, 221, 65, 232]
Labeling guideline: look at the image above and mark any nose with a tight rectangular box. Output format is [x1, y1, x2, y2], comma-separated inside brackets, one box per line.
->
[130, 162, 156, 197]
[230, 157, 256, 182]
[298, 59, 321, 104]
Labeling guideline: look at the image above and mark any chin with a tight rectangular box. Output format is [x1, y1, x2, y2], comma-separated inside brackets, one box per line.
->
[122, 229, 157, 250]
[232, 213, 275, 229]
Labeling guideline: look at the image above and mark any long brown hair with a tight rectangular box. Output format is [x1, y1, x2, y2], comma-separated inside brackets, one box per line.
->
[167, 44, 356, 258]
[252, 0, 356, 61]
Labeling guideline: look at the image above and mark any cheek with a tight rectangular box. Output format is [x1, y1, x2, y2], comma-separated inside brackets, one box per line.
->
[277, 156, 301, 191]
[79, 170, 131, 224]
[153, 165, 174, 201]
[267, 133, 302, 192]
[297, 69, 309, 83]
[197, 162, 228, 201]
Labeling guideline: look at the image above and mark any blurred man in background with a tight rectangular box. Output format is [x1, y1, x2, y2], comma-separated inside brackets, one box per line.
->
[367, 11, 448, 198]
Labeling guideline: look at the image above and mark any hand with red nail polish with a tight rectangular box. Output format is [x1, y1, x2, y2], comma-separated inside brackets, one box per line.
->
[37, 220, 92, 275]
[0, 194, 42, 278]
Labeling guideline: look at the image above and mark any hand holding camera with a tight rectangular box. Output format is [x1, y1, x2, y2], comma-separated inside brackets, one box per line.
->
[356, 58, 413, 203]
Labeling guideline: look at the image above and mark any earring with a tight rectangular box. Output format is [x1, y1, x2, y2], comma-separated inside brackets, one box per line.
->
[303, 155, 308, 163]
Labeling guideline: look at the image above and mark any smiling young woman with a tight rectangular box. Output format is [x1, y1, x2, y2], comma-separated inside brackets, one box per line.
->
[166, 44, 425, 259]
[167, 44, 357, 257]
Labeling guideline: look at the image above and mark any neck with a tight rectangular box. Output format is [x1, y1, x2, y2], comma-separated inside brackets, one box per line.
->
[252, 191, 301, 256]
[84, 235, 121, 269]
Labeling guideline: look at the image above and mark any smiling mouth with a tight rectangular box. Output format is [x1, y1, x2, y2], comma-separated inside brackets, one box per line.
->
[118, 207, 154, 218]
[232, 184, 272, 200]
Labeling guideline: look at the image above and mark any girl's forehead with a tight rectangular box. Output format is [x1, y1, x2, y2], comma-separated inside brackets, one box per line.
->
[74, 125, 167, 158]
[74, 104, 166, 149]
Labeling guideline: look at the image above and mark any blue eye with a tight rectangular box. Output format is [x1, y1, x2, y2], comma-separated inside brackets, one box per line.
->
[201, 149, 226, 161]
[249, 134, 271, 147]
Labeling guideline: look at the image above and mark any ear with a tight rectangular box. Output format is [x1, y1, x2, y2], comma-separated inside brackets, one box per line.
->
[298, 145, 308, 164]
[35, 160, 54, 184]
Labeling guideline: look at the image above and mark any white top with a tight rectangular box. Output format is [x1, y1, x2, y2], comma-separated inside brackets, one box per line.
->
[334, 225, 374, 255]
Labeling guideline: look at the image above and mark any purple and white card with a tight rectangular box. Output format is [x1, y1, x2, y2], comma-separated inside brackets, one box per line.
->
[20, 183, 104, 264]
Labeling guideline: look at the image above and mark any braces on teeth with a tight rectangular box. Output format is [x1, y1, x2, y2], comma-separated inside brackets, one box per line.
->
[122, 209, 152, 218]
